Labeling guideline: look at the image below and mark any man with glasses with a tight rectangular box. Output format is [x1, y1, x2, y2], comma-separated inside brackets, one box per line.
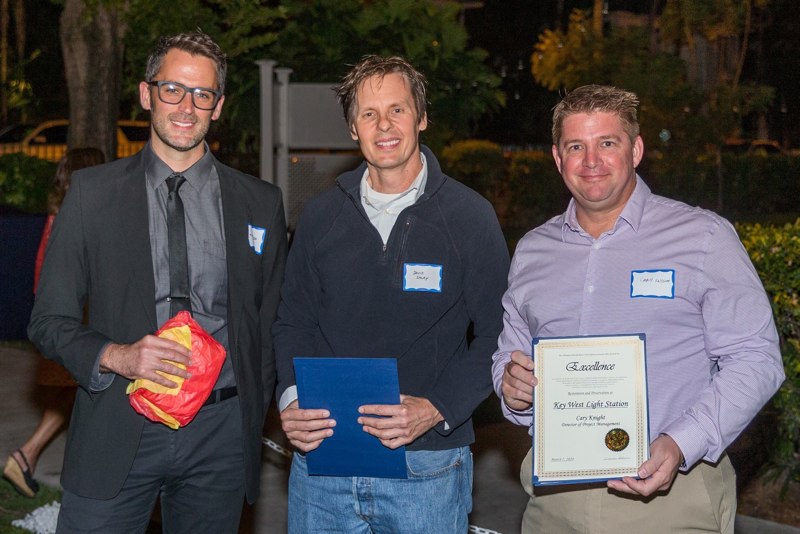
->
[29, 32, 287, 533]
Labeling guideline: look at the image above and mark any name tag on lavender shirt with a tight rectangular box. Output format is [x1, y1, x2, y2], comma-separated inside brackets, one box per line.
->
[403, 263, 442, 292]
[630, 269, 675, 299]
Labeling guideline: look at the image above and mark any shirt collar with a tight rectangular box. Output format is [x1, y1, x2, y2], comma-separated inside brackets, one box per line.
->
[561, 175, 650, 240]
[359, 152, 428, 206]
[144, 141, 214, 191]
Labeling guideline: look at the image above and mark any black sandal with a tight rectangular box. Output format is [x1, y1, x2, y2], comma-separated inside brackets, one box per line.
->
[3, 450, 40, 497]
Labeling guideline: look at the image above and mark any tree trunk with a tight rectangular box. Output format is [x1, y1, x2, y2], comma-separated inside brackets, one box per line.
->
[733, 0, 751, 89]
[1, 0, 9, 123]
[648, 0, 662, 53]
[592, 0, 604, 37]
[13, 0, 22, 59]
[682, 19, 699, 87]
[60, 0, 128, 161]
[555, 0, 565, 29]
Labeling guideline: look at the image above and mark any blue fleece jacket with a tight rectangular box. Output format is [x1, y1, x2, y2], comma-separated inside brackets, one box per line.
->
[273, 146, 510, 450]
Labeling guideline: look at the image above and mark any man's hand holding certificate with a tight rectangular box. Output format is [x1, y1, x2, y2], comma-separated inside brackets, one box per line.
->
[532, 334, 649, 486]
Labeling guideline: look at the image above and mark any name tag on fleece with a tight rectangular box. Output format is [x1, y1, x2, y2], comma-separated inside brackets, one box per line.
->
[630, 269, 674, 299]
[403, 263, 442, 292]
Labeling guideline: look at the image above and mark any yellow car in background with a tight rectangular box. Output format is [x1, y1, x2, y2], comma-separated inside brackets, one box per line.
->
[0, 120, 150, 161]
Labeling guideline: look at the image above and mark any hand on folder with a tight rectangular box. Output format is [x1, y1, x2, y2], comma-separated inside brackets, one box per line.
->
[357, 394, 443, 449]
[280, 400, 336, 452]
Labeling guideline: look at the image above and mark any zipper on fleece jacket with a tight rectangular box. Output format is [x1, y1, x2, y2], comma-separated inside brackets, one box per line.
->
[338, 180, 429, 257]
[393, 217, 414, 283]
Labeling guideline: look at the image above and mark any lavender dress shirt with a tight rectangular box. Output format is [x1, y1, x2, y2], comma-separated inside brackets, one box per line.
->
[492, 177, 784, 470]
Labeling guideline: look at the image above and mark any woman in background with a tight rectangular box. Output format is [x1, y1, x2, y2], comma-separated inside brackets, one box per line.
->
[3, 147, 105, 497]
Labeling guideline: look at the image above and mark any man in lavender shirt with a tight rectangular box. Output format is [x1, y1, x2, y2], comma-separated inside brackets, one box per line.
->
[492, 85, 784, 533]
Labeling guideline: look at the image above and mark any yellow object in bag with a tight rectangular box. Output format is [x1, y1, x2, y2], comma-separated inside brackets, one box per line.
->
[126, 311, 226, 429]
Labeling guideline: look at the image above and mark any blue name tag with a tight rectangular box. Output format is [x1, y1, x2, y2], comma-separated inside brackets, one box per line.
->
[248, 224, 266, 255]
[630, 269, 674, 299]
[403, 263, 442, 292]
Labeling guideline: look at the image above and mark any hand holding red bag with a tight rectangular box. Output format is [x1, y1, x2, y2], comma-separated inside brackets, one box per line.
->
[126, 311, 226, 429]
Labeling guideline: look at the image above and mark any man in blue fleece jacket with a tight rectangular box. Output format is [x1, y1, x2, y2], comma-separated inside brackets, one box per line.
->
[273, 55, 510, 533]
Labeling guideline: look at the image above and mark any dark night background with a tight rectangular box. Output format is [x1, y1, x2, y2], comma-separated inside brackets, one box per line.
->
[15, 1, 800, 150]
[464, 0, 800, 149]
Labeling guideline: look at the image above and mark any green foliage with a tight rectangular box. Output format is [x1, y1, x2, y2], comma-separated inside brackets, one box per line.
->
[660, 0, 750, 45]
[596, 30, 710, 155]
[737, 220, 800, 490]
[121, 0, 286, 151]
[711, 82, 776, 143]
[531, 9, 602, 92]
[640, 150, 718, 210]
[266, 0, 504, 150]
[656, 0, 776, 142]
[4, 49, 42, 122]
[0, 481, 61, 534]
[531, 11, 713, 163]
[505, 150, 568, 241]
[0, 154, 55, 214]
[440, 142, 569, 245]
[530, 4, 775, 152]
[440, 138, 800, 245]
[119, 0, 501, 152]
[440, 139, 504, 196]
[719, 154, 800, 220]
[643, 152, 800, 223]
[738, 221, 800, 342]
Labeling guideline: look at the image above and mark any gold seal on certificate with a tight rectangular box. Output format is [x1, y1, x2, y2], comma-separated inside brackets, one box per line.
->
[605, 428, 630, 452]
[531, 334, 649, 486]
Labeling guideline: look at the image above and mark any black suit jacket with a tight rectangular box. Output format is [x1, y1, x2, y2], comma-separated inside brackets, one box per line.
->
[28, 150, 287, 501]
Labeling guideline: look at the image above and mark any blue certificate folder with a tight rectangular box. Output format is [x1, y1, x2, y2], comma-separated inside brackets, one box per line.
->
[293, 357, 408, 479]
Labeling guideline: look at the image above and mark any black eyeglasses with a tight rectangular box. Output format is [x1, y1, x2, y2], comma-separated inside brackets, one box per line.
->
[146, 81, 222, 110]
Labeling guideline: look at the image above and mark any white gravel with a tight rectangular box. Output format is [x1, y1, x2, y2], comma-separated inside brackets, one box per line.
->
[10, 501, 59, 534]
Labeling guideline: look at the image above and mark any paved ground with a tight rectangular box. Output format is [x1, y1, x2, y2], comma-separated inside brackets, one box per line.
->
[2, 345, 798, 534]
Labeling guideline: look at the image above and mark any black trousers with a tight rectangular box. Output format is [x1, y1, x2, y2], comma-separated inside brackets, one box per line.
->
[57, 396, 245, 534]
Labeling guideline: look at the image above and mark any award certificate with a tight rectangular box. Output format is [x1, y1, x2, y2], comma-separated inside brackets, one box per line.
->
[532, 334, 649, 486]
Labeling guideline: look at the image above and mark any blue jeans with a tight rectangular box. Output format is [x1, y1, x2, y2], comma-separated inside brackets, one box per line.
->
[288, 446, 473, 533]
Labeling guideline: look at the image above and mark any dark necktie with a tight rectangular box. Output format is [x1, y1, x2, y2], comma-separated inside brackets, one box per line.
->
[166, 173, 192, 316]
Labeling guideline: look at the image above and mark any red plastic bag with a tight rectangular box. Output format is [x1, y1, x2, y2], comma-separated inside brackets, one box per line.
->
[126, 311, 226, 429]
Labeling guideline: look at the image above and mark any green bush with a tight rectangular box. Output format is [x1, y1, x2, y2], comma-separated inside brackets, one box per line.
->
[642, 151, 800, 224]
[0, 153, 55, 214]
[440, 139, 504, 198]
[440, 142, 570, 246]
[640, 150, 718, 210]
[505, 150, 569, 242]
[440, 142, 800, 238]
[721, 154, 800, 222]
[738, 219, 800, 491]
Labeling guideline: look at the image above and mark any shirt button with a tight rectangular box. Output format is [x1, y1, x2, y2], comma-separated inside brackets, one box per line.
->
[587, 285, 595, 293]
[592, 243, 601, 250]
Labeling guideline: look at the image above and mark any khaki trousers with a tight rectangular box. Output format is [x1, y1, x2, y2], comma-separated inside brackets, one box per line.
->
[520, 447, 736, 534]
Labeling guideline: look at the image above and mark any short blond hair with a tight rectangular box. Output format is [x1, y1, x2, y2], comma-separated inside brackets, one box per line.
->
[335, 55, 428, 128]
[552, 85, 640, 146]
